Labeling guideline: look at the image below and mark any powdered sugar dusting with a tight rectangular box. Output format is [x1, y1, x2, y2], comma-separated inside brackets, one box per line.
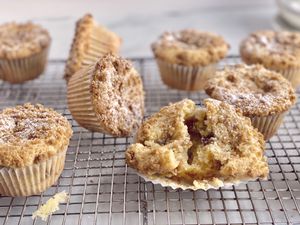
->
[205, 64, 296, 116]
[240, 30, 300, 68]
[91, 54, 144, 136]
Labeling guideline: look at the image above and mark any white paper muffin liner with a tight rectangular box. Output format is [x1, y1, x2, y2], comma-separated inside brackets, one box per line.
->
[156, 59, 216, 91]
[0, 149, 66, 197]
[67, 65, 107, 133]
[137, 171, 262, 191]
[250, 112, 286, 140]
[275, 67, 300, 88]
[78, 26, 120, 69]
[0, 45, 50, 84]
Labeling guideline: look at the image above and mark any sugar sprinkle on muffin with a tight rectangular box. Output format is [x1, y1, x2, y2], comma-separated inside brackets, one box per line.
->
[0, 103, 72, 196]
[240, 30, 300, 87]
[67, 53, 144, 137]
[205, 64, 296, 139]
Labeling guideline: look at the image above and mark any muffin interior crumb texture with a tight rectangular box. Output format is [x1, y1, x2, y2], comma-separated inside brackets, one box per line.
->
[205, 64, 296, 117]
[0, 103, 72, 168]
[91, 54, 144, 137]
[152, 29, 229, 66]
[0, 22, 50, 59]
[125, 99, 269, 189]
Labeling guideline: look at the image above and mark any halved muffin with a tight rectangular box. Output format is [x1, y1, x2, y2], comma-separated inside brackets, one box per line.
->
[126, 99, 269, 190]
[64, 14, 122, 82]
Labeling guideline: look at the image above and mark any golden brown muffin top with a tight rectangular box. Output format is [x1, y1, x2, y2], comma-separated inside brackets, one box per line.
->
[151, 29, 229, 66]
[126, 99, 268, 190]
[205, 64, 296, 117]
[64, 14, 122, 82]
[0, 103, 72, 168]
[89, 53, 144, 136]
[0, 22, 51, 59]
[240, 30, 300, 70]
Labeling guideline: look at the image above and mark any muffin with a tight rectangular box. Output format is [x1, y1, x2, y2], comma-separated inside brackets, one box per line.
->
[0, 22, 51, 84]
[240, 30, 300, 87]
[126, 99, 269, 190]
[151, 29, 229, 91]
[67, 53, 144, 137]
[0, 103, 72, 196]
[205, 64, 296, 140]
[64, 14, 122, 82]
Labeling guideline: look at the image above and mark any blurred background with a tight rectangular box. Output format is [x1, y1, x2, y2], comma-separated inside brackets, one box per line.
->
[0, 0, 298, 59]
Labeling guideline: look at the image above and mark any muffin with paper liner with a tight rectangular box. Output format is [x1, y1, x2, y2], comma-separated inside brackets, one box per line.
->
[0, 103, 72, 196]
[0, 22, 51, 83]
[205, 64, 296, 140]
[67, 53, 144, 137]
[125, 98, 269, 190]
[64, 14, 122, 82]
[240, 30, 300, 87]
[151, 29, 229, 91]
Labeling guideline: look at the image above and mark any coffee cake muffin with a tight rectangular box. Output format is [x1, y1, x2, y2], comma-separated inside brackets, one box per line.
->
[151, 29, 229, 91]
[64, 14, 122, 82]
[0, 103, 72, 196]
[205, 64, 296, 140]
[0, 22, 51, 83]
[126, 99, 268, 190]
[67, 53, 144, 136]
[240, 30, 300, 87]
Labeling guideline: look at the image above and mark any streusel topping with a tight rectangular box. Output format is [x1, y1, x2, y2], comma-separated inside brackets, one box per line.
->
[240, 30, 300, 69]
[152, 29, 229, 66]
[64, 14, 121, 82]
[0, 103, 72, 168]
[0, 22, 51, 59]
[205, 64, 296, 117]
[126, 99, 268, 189]
[91, 54, 144, 136]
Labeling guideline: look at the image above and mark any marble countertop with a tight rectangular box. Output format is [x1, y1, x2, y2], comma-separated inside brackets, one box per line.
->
[0, 0, 279, 59]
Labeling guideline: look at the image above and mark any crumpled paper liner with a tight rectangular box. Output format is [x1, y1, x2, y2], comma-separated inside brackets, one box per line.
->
[0, 45, 50, 84]
[137, 171, 262, 191]
[155, 59, 216, 91]
[0, 149, 66, 197]
[250, 112, 286, 140]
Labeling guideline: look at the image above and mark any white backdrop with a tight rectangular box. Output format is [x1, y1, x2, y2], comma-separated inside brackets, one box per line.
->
[0, 0, 277, 59]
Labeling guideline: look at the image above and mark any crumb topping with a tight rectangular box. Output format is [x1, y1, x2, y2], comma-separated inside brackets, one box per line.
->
[0, 103, 72, 168]
[152, 29, 229, 66]
[205, 64, 296, 116]
[240, 30, 300, 69]
[64, 14, 121, 82]
[0, 22, 51, 59]
[126, 99, 268, 189]
[91, 53, 144, 136]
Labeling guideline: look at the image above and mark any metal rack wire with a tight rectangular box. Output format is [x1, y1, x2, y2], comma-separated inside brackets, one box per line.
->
[0, 56, 300, 225]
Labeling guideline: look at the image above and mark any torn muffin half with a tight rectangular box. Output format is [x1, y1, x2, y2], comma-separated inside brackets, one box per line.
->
[125, 98, 269, 190]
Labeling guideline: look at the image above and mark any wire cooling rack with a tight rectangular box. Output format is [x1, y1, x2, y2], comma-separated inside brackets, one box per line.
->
[0, 56, 300, 225]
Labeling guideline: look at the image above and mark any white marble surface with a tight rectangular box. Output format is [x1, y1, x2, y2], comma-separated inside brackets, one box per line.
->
[0, 0, 278, 59]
